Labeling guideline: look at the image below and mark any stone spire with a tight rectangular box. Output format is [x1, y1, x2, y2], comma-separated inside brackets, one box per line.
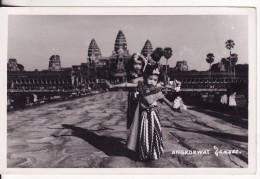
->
[141, 40, 154, 63]
[88, 38, 102, 64]
[114, 30, 129, 55]
[7, 58, 18, 71]
[141, 40, 153, 57]
[48, 55, 61, 71]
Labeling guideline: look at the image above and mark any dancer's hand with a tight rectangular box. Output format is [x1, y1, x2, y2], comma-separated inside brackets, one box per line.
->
[131, 77, 143, 84]
[105, 80, 113, 88]
[171, 104, 182, 113]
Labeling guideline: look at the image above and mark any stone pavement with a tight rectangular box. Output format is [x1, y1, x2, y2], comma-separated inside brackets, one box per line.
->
[7, 92, 248, 168]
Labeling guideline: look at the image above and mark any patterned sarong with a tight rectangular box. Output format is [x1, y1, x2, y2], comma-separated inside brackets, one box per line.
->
[138, 106, 164, 161]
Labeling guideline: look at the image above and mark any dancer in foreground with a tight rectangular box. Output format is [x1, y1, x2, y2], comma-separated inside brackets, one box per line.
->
[126, 64, 177, 161]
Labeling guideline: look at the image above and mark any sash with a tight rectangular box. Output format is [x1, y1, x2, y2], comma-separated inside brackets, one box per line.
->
[126, 103, 140, 151]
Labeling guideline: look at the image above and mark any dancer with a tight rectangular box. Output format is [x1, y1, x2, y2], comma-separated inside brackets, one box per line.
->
[125, 53, 148, 129]
[126, 64, 177, 161]
[106, 53, 183, 128]
[106, 53, 148, 128]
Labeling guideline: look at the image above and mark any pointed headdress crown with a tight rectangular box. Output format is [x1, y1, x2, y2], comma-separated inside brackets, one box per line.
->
[144, 63, 160, 77]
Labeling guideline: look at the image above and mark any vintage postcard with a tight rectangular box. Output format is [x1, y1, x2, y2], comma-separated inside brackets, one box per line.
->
[0, 7, 257, 175]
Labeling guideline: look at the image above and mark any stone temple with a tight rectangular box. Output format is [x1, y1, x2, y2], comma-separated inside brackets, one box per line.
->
[7, 29, 248, 106]
[62, 30, 151, 84]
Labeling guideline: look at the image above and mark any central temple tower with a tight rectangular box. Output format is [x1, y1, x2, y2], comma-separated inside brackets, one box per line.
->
[141, 39, 155, 64]
[110, 30, 131, 83]
[112, 30, 130, 55]
[87, 38, 102, 64]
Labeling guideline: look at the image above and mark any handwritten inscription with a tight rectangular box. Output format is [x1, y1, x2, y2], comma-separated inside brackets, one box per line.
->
[172, 146, 242, 156]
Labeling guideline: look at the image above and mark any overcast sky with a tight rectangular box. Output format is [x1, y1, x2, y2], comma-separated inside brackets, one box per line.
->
[8, 15, 248, 71]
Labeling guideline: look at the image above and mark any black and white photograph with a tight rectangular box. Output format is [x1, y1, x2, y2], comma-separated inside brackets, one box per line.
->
[0, 6, 257, 174]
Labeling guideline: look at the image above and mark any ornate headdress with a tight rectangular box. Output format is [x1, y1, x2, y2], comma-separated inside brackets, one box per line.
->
[152, 68, 160, 75]
[130, 53, 149, 73]
[132, 53, 147, 64]
[144, 63, 160, 78]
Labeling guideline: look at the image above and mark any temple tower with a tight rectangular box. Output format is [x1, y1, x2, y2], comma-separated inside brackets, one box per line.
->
[48, 55, 61, 71]
[141, 39, 154, 63]
[110, 30, 131, 83]
[7, 58, 18, 71]
[113, 30, 129, 55]
[174, 61, 189, 71]
[87, 38, 102, 64]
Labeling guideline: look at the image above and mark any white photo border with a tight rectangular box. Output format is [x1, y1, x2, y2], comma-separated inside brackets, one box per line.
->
[0, 6, 257, 175]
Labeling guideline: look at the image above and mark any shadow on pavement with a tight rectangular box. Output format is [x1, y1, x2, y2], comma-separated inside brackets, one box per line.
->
[171, 126, 248, 143]
[188, 106, 248, 129]
[60, 124, 136, 160]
